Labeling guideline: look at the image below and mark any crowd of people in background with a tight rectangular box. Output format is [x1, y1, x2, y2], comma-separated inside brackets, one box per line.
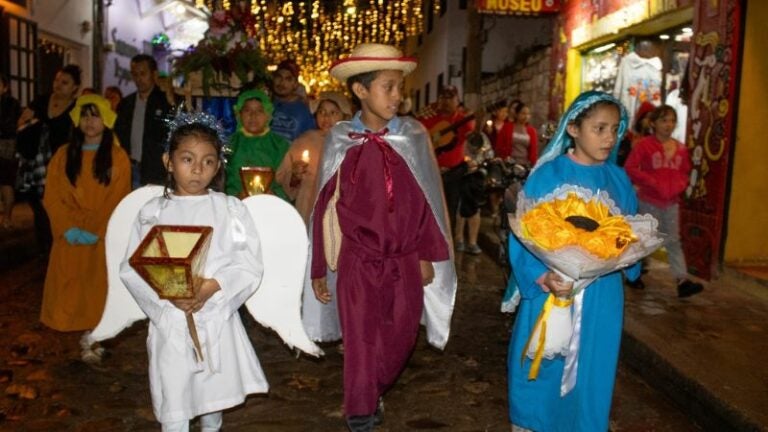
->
[0, 55, 701, 312]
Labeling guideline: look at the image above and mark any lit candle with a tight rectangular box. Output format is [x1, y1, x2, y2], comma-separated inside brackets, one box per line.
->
[250, 175, 265, 194]
[486, 120, 493, 128]
[301, 150, 310, 163]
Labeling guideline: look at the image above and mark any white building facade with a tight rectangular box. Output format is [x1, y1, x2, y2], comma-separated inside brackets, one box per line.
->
[405, 1, 554, 116]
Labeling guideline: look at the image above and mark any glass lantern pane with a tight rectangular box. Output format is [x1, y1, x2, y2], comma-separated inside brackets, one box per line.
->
[144, 264, 193, 298]
[162, 231, 203, 258]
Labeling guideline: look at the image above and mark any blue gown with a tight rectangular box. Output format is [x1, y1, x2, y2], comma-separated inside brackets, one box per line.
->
[507, 154, 640, 432]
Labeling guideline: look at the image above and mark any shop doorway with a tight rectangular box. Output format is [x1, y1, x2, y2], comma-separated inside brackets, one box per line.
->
[576, 7, 696, 269]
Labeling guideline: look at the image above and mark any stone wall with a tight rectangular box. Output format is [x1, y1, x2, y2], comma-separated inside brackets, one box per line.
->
[481, 46, 552, 130]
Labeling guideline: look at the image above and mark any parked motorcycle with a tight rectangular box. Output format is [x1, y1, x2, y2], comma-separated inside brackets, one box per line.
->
[489, 160, 530, 279]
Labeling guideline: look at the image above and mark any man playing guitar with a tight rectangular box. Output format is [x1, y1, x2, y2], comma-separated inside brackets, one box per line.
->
[418, 85, 475, 232]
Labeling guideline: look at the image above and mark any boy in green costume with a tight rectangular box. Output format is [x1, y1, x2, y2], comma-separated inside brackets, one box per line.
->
[225, 89, 290, 200]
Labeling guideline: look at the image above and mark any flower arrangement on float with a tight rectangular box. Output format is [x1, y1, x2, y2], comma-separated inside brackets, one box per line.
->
[508, 185, 663, 392]
[173, 4, 269, 96]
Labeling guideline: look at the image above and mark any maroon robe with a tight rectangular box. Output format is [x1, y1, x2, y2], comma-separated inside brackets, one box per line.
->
[311, 135, 449, 416]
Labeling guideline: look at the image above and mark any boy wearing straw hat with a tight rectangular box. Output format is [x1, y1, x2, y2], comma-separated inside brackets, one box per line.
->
[306, 43, 457, 431]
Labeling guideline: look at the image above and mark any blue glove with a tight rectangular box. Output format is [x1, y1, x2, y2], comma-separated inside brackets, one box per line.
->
[77, 229, 99, 245]
[63, 228, 82, 245]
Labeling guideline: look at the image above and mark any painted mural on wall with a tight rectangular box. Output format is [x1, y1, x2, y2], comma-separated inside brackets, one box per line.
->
[102, 1, 168, 95]
[680, 0, 741, 279]
[110, 28, 138, 87]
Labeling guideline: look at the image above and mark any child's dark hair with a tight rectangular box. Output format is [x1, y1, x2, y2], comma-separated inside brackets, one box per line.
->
[633, 111, 650, 134]
[66, 104, 114, 186]
[163, 122, 223, 198]
[346, 71, 380, 110]
[649, 104, 677, 123]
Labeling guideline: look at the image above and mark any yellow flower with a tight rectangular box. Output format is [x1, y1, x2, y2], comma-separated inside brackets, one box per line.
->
[521, 192, 637, 259]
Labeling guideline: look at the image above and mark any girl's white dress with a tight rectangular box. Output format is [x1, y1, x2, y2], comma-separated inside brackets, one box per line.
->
[120, 191, 268, 423]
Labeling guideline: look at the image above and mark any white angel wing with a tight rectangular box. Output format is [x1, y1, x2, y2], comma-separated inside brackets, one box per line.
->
[90, 185, 164, 342]
[242, 194, 323, 357]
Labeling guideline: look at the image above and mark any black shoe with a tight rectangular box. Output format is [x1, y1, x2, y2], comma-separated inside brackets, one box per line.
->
[346, 415, 375, 432]
[373, 397, 384, 426]
[677, 279, 703, 298]
[626, 277, 645, 290]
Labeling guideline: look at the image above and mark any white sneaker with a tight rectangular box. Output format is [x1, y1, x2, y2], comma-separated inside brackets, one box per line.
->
[79, 332, 93, 351]
[81, 348, 102, 364]
[466, 244, 482, 255]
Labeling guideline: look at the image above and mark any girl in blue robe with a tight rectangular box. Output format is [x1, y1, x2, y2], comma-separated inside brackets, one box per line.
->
[507, 91, 642, 432]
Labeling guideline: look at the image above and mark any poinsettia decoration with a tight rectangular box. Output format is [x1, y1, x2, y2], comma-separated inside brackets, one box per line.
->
[174, 3, 269, 95]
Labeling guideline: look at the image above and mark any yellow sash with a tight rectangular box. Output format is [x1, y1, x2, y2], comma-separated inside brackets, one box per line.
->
[521, 293, 574, 380]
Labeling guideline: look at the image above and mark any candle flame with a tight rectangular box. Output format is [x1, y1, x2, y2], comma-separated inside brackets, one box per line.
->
[301, 150, 310, 163]
[249, 174, 265, 194]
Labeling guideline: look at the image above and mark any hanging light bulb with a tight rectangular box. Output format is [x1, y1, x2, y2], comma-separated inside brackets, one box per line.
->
[187, 0, 429, 94]
[344, 0, 357, 16]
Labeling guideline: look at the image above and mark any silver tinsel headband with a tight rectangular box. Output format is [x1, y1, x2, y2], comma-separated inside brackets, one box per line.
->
[164, 110, 229, 156]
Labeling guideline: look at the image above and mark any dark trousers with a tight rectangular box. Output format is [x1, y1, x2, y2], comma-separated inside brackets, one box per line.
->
[26, 194, 52, 256]
[441, 162, 468, 231]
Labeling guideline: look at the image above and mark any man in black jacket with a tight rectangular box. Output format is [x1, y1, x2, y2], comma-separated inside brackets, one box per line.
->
[114, 54, 174, 187]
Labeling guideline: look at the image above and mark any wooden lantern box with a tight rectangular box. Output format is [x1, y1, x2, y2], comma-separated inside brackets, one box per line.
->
[129, 225, 213, 299]
[240, 166, 274, 197]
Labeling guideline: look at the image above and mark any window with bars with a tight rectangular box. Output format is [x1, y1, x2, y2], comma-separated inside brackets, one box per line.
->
[1, 10, 37, 106]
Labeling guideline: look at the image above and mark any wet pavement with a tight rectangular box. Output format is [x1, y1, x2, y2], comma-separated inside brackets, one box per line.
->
[622, 259, 768, 431]
[0, 223, 702, 431]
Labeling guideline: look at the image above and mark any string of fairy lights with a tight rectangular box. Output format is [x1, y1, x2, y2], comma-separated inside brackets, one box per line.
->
[192, 0, 440, 92]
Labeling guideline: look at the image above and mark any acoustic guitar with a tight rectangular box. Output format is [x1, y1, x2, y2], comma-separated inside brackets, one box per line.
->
[422, 99, 508, 155]
[429, 113, 476, 155]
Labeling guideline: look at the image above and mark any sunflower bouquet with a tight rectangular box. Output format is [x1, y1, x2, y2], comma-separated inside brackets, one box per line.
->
[511, 185, 662, 282]
[508, 184, 662, 384]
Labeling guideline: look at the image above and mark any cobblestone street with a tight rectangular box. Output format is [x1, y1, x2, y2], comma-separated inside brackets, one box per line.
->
[0, 249, 698, 431]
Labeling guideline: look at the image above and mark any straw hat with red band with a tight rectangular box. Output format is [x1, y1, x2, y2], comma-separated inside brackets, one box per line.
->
[329, 43, 417, 83]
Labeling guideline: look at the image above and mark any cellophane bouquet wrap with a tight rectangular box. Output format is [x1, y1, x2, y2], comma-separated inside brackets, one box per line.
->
[508, 184, 663, 383]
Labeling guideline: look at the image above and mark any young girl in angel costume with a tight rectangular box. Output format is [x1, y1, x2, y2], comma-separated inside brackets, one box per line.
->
[119, 114, 268, 431]
[507, 91, 643, 432]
